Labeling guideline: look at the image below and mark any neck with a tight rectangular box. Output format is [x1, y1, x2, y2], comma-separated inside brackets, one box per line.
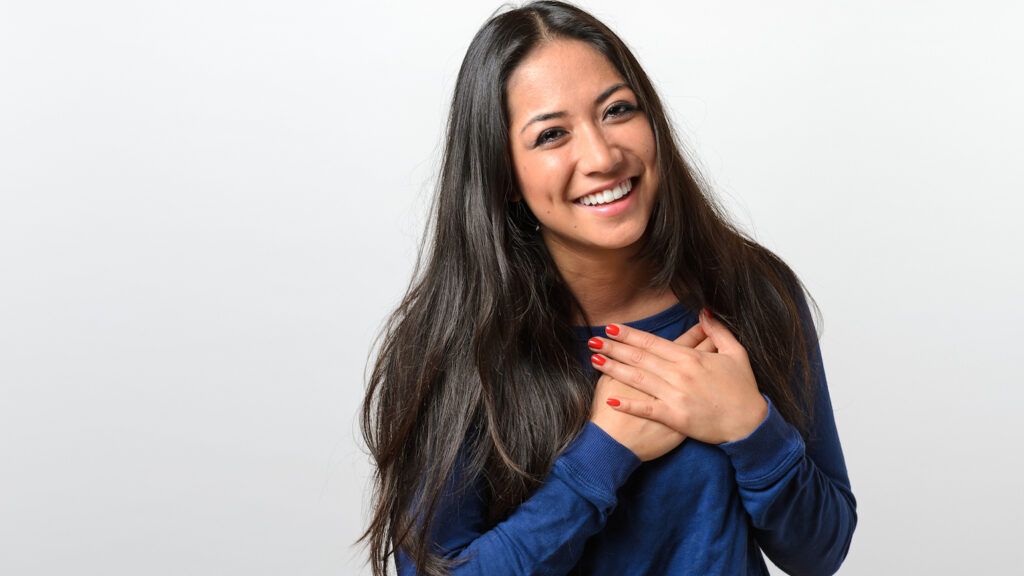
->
[543, 233, 678, 327]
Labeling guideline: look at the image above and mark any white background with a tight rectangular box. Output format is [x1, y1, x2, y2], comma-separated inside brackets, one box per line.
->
[2, 1, 1022, 574]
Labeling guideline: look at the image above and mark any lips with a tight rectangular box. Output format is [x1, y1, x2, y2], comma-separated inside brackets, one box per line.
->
[574, 176, 636, 206]
[573, 176, 639, 216]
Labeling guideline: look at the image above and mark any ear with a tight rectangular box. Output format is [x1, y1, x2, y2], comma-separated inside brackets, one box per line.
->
[508, 182, 523, 204]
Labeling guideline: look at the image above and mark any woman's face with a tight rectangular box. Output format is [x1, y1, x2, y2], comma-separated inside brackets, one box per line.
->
[506, 38, 659, 257]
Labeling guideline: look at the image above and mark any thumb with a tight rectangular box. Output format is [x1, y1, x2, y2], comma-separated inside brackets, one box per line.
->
[700, 308, 743, 355]
[673, 319, 708, 349]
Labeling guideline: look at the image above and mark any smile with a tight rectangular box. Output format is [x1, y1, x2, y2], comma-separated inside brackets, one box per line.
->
[575, 177, 634, 206]
[573, 177, 639, 216]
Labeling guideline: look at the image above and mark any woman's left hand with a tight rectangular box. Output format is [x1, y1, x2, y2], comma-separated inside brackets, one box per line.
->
[588, 308, 769, 445]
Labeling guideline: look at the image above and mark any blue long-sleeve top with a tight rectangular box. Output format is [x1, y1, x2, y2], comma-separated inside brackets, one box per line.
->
[397, 296, 857, 575]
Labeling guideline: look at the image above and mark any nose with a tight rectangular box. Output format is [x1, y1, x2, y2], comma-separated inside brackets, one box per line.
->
[576, 123, 623, 176]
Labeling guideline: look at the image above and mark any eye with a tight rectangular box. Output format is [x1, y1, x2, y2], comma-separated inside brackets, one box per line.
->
[532, 102, 638, 148]
[535, 128, 566, 146]
[605, 101, 638, 118]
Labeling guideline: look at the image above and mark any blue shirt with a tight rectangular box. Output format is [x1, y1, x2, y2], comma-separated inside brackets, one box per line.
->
[397, 298, 857, 575]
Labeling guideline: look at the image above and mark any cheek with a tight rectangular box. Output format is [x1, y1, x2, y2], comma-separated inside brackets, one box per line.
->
[522, 158, 571, 205]
[633, 123, 657, 161]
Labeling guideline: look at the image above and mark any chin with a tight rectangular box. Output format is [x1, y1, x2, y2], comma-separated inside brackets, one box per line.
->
[545, 220, 650, 253]
[586, 227, 648, 251]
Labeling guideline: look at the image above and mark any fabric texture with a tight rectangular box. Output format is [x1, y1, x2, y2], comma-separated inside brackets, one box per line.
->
[395, 293, 857, 575]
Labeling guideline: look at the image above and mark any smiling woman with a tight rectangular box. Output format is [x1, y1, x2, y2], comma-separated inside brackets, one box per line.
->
[359, 2, 857, 575]
[507, 41, 659, 269]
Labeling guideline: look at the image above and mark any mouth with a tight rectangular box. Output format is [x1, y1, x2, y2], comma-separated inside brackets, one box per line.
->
[573, 176, 638, 208]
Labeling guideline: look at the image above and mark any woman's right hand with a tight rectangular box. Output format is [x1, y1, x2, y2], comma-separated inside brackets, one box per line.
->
[590, 372, 686, 461]
[588, 318, 715, 461]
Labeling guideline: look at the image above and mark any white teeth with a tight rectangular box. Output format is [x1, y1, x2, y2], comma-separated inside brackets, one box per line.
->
[579, 179, 633, 206]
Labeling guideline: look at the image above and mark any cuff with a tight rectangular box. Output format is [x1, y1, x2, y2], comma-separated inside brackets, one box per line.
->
[717, 393, 805, 488]
[551, 422, 642, 513]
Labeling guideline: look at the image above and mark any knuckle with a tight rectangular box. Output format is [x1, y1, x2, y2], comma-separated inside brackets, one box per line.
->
[629, 347, 646, 364]
[638, 332, 656, 350]
[632, 367, 646, 387]
[674, 368, 692, 384]
[666, 374, 684, 390]
[668, 388, 685, 406]
[683, 351, 705, 371]
[675, 405, 689, 428]
[640, 402, 654, 418]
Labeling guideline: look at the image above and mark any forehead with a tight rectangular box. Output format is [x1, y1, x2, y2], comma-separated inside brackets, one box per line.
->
[506, 39, 623, 120]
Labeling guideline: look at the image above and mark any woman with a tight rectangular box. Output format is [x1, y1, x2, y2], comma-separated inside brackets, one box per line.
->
[359, 1, 857, 574]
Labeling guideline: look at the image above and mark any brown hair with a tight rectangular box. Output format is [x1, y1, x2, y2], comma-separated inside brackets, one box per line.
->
[358, 2, 822, 574]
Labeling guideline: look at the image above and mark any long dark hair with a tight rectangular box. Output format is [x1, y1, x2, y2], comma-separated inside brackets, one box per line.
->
[358, 2, 823, 574]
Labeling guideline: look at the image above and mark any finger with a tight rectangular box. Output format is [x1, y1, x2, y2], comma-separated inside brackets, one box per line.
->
[606, 395, 667, 424]
[700, 308, 744, 356]
[694, 335, 717, 353]
[588, 336, 679, 385]
[590, 353, 672, 399]
[604, 323, 699, 364]
[673, 321, 708, 349]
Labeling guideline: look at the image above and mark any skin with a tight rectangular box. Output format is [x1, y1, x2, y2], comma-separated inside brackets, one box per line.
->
[505, 39, 767, 458]
[506, 38, 674, 326]
[592, 311, 770, 447]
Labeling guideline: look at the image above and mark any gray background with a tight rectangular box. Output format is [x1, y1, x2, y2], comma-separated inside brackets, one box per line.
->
[2, 1, 1021, 574]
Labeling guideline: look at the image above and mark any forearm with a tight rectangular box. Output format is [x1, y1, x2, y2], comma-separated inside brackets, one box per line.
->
[719, 394, 857, 576]
[398, 422, 641, 575]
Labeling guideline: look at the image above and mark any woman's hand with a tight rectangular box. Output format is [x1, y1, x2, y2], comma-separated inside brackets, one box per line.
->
[588, 309, 769, 445]
[589, 372, 686, 462]
[588, 319, 715, 461]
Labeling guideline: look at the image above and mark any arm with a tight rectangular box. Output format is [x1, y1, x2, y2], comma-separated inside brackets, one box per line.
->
[717, 292, 858, 576]
[396, 422, 641, 576]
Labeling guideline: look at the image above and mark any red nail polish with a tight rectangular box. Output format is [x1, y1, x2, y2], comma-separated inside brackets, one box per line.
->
[606, 398, 620, 407]
[606, 324, 620, 336]
[588, 337, 603, 350]
[591, 354, 606, 366]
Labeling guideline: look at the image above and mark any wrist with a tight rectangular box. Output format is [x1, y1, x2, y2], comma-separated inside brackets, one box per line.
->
[724, 393, 769, 444]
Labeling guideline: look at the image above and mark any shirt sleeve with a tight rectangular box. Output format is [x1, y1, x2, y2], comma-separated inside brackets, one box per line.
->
[396, 421, 642, 576]
[716, 289, 858, 576]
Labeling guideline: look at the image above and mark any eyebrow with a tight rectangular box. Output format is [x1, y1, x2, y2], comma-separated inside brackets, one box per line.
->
[518, 82, 631, 135]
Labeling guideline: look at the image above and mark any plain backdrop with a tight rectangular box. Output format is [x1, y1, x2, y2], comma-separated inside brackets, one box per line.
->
[2, 1, 1022, 574]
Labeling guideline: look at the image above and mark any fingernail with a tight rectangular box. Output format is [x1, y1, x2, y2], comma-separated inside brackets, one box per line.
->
[606, 324, 620, 336]
[587, 337, 603, 350]
[591, 354, 606, 366]
[703, 308, 713, 321]
[606, 398, 620, 407]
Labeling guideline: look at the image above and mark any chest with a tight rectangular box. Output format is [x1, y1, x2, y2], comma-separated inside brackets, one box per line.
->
[619, 438, 737, 517]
